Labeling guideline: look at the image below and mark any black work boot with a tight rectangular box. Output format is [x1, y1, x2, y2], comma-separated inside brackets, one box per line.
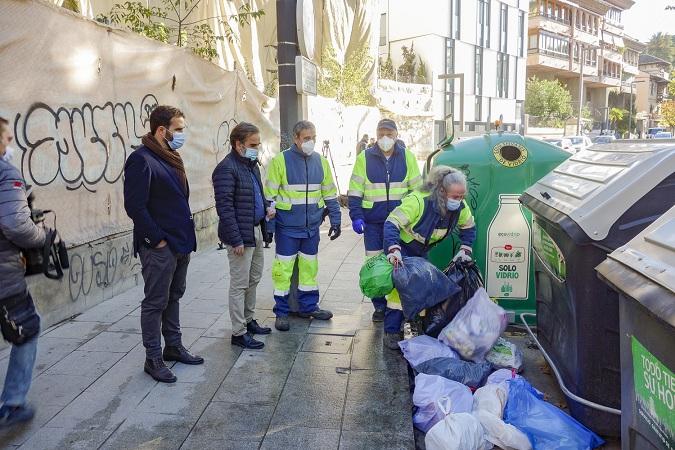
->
[298, 309, 333, 320]
[247, 319, 272, 335]
[372, 308, 385, 322]
[275, 316, 290, 331]
[231, 333, 265, 349]
[163, 344, 204, 365]
[383, 332, 403, 351]
[144, 357, 177, 383]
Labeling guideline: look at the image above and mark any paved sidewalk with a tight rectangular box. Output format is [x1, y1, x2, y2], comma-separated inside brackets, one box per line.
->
[0, 222, 414, 450]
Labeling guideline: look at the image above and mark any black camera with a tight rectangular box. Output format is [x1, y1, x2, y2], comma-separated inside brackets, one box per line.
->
[23, 189, 69, 280]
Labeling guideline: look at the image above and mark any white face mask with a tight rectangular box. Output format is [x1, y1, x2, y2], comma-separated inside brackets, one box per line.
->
[2, 145, 15, 163]
[378, 136, 395, 152]
[301, 140, 315, 155]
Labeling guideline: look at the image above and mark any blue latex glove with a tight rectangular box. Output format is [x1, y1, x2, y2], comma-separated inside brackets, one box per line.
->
[352, 219, 365, 234]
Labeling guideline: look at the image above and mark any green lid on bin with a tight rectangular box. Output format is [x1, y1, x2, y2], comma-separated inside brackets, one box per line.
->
[523, 142, 675, 241]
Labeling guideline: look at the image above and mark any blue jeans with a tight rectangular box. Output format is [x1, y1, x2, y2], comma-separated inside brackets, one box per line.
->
[1, 335, 38, 407]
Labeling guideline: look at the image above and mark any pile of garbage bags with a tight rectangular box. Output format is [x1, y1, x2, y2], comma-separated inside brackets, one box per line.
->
[399, 286, 605, 450]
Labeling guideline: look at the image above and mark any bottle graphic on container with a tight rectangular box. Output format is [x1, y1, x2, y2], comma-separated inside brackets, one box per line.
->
[485, 194, 531, 300]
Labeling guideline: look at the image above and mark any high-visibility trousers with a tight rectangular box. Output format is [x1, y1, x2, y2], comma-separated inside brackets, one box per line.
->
[272, 230, 320, 316]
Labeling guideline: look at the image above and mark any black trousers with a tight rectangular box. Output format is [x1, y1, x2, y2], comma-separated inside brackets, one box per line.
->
[138, 245, 190, 359]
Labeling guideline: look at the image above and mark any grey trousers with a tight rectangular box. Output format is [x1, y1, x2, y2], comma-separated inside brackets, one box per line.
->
[139, 245, 190, 359]
[226, 226, 265, 336]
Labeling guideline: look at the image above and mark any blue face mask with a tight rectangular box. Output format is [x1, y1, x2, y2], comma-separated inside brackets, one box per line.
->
[446, 199, 462, 211]
[167, 131, 185, 151]
[244, 148, 259, 161]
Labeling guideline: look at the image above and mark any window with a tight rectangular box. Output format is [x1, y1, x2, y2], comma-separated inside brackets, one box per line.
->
[532, 31, 570, 59]
[528, 33, 538, 50]
[379, 14, 387, 46]
[500, 3, 508, 53]
[445, 39, 455, 117]
[453, 0, 461, 39]
[518, 12, 525, 57]
[475, 46, 483, 95]
[497, 53, 509, 98]
[478, 0, 490, 48]
[475, 96, 482, 121]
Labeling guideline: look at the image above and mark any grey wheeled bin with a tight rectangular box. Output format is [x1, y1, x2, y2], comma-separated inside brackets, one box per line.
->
[597, 206, 675, 450]
[519, 142, 675, 436]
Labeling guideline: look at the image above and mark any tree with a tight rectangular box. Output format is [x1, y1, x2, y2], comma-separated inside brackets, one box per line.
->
[415, 57, 429, 84]
[61, 0, 80, 13]
[318, 44, 374, 106]
[668, 70, 675, 98]
[98, 1, 264, 62]
[646, 32, 675, 65]
[524, 77, 573, 127]
[661, 100, 675, 131]
[397, 44, 417, 83]
[608, 107, 627, 134]
[379, 54, 395, 81]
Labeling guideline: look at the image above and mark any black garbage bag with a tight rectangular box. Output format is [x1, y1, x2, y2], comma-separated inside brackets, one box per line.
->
[392, 257, 461, 319]
[414, 357, 493, 389]
[423, 260, 485, 338]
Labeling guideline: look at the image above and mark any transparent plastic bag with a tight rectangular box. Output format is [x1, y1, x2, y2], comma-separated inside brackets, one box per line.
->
[412, 373, 473, 433]
[486, 337, 524, 372]
[438, 288, 507, 362]
[399, 335, 458, 367]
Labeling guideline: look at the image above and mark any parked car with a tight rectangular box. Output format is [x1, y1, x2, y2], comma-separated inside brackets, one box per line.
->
[544, 138, 573, 153]
[568, 135, 593, 153]
[653, 131, 673, 139]
[646, 127, 665, 138]
[592, 135, 616, 145]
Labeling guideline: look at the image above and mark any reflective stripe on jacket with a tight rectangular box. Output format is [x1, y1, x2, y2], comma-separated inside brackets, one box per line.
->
[383, 190, 476, 257]
[264, 145, 340, 236]
[347, 141, 421, 224]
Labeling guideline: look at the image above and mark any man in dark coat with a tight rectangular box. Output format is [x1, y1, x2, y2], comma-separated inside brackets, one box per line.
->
[212, 122, 274, 350]
[124, 105, 203, 383]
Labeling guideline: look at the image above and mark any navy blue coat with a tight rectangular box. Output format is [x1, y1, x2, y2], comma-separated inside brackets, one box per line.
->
[212, 151, 270, 247]
[123, 146, 197, 255]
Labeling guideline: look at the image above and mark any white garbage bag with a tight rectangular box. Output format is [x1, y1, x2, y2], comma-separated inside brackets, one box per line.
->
[399, 335, 458, 367]
[438, 288, 507, 362]
[472, 384, 532, 450]
[425, 412, 491, 450]
[412, 373, 472, 433]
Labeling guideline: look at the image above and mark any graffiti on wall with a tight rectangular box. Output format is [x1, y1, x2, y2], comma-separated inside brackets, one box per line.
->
[68, 239, 140, 302]
[13, 94, 158, 193]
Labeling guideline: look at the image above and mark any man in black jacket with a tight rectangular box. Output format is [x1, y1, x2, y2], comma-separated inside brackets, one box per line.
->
[212, 122, 274, 349]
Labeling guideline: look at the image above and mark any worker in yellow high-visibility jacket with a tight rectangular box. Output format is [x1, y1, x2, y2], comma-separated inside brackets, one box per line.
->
[264, 121, 342, 332]
[383, 166, 477, 349]
[347, 119, 421, 323]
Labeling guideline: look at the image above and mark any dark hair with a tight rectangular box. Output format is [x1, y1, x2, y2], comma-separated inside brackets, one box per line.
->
[0, 117, 8, 133]
[149, 105, 184, 134]
[230, 122, 260, 151]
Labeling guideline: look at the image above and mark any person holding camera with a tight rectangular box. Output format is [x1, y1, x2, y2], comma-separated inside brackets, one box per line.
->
[212, 122, 275, 350]
[123, 105, 203, 383]
[0, 117, 45, 428]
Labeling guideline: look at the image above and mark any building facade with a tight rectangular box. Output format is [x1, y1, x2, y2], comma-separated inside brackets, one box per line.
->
[526, 0, 637, 130]
[378, 0, 528, 137]
[636, 54, 672, 132]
